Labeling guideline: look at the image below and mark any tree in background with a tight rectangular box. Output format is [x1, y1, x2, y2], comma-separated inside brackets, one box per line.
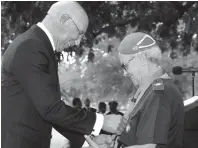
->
[1, 1, 198, 103]
[1, 1, 198, 56]
[58, 47, 198, 104]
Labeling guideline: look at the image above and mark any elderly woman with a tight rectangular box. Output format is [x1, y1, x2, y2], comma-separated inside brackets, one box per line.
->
[85, 32, 184, 148]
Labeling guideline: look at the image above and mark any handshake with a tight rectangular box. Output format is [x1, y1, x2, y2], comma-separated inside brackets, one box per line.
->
[84, 115, 128, 148]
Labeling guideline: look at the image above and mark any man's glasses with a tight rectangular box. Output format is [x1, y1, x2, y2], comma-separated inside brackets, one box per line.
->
[70, 18, 84, 36]
[51, 13, 85, 40]
[64, 15, 84, 37]
[68, 16, 85, 45]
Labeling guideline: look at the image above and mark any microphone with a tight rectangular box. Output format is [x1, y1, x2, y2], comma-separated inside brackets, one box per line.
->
[172, 66, 198, 96]
[172, 66, 198, 75]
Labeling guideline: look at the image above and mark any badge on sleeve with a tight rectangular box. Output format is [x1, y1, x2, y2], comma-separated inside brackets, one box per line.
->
[152, 79, 164, 90]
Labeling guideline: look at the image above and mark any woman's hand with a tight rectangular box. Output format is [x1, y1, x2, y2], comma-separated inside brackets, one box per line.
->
[84, 134, 115, 148]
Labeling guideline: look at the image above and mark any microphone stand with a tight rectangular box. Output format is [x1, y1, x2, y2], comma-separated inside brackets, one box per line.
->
[192, 71, 195, 96]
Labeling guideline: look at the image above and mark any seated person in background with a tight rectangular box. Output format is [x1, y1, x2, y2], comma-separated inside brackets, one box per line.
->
[98, 102, 107, 114]
[73, 97, 82, 109]
[84, 98, 97, 112]
[103, 101, 123, 148]
[107, 101, 124, 116]
[84, 98, 91, 109]
[90, 108, 97, 113]
[100, 101, 124, 136]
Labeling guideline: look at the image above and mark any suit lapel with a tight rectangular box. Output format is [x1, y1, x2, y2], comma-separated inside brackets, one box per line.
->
[30, 25, 58, 69]
[30, 25, 61, 93]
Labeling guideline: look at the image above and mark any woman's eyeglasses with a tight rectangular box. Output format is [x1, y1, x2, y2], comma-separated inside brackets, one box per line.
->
[121, 56, 135, 71]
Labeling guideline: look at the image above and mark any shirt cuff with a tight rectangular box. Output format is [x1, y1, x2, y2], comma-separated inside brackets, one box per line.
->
[82, 141, 89, 147]
[82, 113, 104, 147]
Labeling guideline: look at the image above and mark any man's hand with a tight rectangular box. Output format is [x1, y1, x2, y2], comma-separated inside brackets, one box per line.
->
[102, 115, 122, 134]
[84, 134, 114, 148]
[84, 135, 100, 148]
[94, 134, 114, 145]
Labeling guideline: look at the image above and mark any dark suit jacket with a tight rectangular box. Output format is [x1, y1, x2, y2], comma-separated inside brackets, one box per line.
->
[1, 25, 96, 148]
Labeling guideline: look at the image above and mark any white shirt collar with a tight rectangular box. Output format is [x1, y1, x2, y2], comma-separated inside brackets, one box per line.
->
[37, 22, 55, 51]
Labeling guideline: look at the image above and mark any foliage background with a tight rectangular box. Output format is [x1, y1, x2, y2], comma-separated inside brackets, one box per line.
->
[1, 1, 198, 106]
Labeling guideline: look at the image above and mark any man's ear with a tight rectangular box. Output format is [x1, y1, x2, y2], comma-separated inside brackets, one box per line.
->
[59, 14, 70, 24]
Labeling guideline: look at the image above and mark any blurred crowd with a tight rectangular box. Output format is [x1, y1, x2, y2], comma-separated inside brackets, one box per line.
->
[72, 98, 124, 116]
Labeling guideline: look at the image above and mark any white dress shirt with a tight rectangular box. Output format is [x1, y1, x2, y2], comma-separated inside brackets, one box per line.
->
[37, 22, 56, 51]
[37, 22, 104, 146]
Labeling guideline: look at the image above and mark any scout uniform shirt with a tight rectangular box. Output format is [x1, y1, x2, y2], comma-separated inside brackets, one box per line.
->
[118, 78, 184, 148]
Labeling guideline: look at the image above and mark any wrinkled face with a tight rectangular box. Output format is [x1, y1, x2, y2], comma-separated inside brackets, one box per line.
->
[119, 53, 147, 87]
[55, 16, 85, 52]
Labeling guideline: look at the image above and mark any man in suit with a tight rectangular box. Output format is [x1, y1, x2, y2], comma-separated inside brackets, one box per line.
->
[1, 2, 122, 148]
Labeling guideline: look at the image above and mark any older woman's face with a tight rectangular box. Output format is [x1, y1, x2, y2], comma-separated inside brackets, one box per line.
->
[119, 53, 147, 87]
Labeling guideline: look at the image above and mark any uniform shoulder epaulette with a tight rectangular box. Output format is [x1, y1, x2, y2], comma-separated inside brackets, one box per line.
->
[152, 78, 164, 91]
